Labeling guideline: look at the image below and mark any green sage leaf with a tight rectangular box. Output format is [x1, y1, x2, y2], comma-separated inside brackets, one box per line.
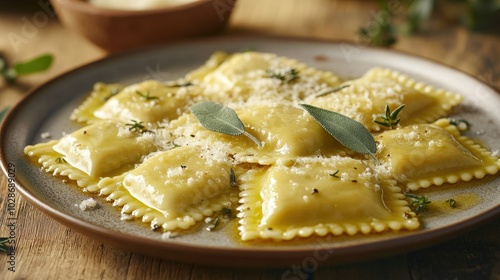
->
[299, 104, 376, 155]
[12, 54, 53, 76]
[190, 101, 262, 147]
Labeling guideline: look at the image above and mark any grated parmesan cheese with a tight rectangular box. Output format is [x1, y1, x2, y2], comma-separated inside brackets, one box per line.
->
[77, 198, 97, 211]
[40, 132, 51, 139]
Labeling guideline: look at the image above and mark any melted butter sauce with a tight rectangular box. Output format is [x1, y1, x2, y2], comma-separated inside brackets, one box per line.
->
[431, 193, 482, 213]
[405, 177, 496, 219]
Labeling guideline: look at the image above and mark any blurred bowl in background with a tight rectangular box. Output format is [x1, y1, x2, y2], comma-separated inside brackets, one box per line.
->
[50, 0, 236, 52]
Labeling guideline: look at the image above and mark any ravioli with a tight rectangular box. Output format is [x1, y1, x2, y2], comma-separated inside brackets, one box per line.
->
[24, 120, 159, 191]
[97, 145, 238, 230]
[170, 104, 349, 165]
[237, 157, 420, 241]
[70, 82, 124, 124]
[193, 51, 342, 103]
[305, 68, 462, 131]
[24, 140, 103, 191]
[23, 51, 500, 242]
[375, 119, 500, 190]
[72, 80, 200, 125]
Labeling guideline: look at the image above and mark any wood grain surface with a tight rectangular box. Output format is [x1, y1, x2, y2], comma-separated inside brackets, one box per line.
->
[1, 0, 499, 279]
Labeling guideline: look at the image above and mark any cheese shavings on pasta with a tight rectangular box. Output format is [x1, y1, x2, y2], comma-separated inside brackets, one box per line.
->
[24, 51, 499, 241]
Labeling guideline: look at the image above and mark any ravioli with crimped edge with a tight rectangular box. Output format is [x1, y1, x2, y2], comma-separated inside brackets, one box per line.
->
[23, 51, 499, 242]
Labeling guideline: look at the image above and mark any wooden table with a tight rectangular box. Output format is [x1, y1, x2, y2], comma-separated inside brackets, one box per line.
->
[1, 1, 499, 279]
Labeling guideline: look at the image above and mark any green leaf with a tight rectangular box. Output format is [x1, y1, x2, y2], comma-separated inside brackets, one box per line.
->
[0, 57, 6, 72]
[190, 101, 262, 147]
[0, 107, 10, 123]
[265, 68, 300, 83]
[0, 237, 8, 252]
[405, 0, 435, 33]
[299, 104, 376, 155]
[405, 193, 431, 214]
[374, 104, 405, 129]
[12, 54, 53, 76]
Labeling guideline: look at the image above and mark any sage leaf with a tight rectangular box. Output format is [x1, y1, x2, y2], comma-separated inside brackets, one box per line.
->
[12, 54, 53, 76]
[190, 101, 262, 147]
[299, 104, 376, 156]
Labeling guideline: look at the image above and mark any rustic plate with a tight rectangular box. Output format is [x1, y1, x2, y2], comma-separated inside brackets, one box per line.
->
[1, 36, 499, 267]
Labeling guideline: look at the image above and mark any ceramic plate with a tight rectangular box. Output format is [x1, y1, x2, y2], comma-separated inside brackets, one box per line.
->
[1, 36, 499, 267]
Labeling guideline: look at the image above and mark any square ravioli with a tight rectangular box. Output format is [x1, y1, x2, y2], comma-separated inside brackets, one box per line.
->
[375, 119, 500, 190]
[237, 157, 420, 241]
[169, 104, 349, 165]
[70, 82, 124, 124]
[52, 120, 159, 177]
[24, 120, 159, 191]
[97, 145, 238, 231]
[23, 50, 500, 242]
[304, 67, 462, 131]
[71, 80, 200, 125]
[189, 51, 342, 103]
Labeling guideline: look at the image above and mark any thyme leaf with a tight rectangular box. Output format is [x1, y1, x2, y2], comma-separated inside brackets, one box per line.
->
[205, 207, 235, 232]
[265, 68, 300, 83]
[190, 101, 262, 147]
[316, 84, 350, 97]
[55, 157, 67, 164]
[329, 170, 340, 178]
[0, 237, 8, 253]
[165, 81, 193, 87]
[126, 120, 152, 134]
[405, 193, 431, 214]
[230, 168, 238, 187]
[446, 198, 457, 208]
[374, 104, 405, 129]
[299, 104, 377, 158]
[136, 90, 159, 101]
[358, 15, 397, 47]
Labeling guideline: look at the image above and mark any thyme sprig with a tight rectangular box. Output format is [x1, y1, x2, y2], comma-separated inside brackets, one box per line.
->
[358, 1, 500, 47]
[405, 193, 431, 214]
[265, 68, 300, 83]
[374, 104, 405, 129]
[0, 237, 8, 253]
[136, 90, 159, 101]
[126, 120, 153, 134]
[316, 84, 350, 97]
